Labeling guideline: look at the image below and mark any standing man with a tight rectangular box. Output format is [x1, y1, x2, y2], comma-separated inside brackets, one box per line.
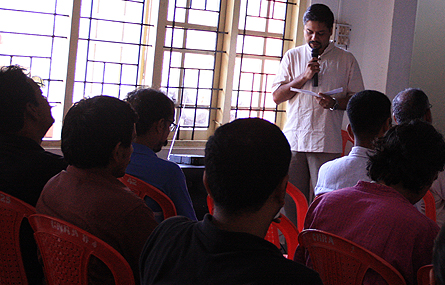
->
[272, 4, 364, 212]
[125, 88, 197, 221]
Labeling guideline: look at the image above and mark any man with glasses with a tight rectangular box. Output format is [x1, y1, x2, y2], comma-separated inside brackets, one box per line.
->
[126, 88, 197, 221]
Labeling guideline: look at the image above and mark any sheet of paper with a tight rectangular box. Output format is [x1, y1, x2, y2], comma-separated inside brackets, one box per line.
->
[290, 87, 343, 98]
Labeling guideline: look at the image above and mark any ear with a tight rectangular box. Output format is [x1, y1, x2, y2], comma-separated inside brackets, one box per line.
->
[273, 174, 288, 207]
[203, 171, 212, 196]
[25, 102, 39, 121]
[155, 118, 167, 134]
[425, 109, 433, 124]
[392, 113, 398, 125]
[346, 123, 354, 141]
[378, 117, 392, 137]
[110, 142, 122, 164]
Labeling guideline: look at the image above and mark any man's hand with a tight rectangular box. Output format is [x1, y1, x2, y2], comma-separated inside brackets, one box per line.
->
[315, 93, 337, 109]
[303, 57, 320, 81]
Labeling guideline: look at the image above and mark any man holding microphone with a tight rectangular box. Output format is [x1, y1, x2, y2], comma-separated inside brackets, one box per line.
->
[272, 4, 364, 222]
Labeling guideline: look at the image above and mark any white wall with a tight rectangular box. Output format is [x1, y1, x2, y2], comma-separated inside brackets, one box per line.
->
[410, 0, 445, 133]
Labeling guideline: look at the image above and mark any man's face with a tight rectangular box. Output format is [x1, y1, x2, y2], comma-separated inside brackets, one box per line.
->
[153, 111, 175, 153]
[28, 78, 55, 133]
[304, 20, 332, 54]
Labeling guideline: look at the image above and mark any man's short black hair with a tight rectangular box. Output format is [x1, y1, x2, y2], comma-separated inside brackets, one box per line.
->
[126, 88, 174, 136]
[393, 88, 430, 124]
[205, 118, 291, 215]
[0, 65, 38, 133]
[368, 119, 445, 195]
[303, 4, 334, 30]
[62, 95, 138, 169]
[347, 90, 391, 141]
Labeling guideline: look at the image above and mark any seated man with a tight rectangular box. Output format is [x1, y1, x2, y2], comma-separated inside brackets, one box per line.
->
[393, 87, 445, 226]
[0, 65, 68, 284]
[296, 120, 444, 284]
[125, 88, 197, 221]
[36, 96, 157, 284]
[0, 65, 67, 206]
[314, 90, 391, 196]
[140, 118, 323, 284]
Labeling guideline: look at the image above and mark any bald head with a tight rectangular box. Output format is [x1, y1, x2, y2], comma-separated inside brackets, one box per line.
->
[393, 88, 431, 124]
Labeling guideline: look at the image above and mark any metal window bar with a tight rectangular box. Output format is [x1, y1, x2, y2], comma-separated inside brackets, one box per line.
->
[162, 0, 223, 139]
[232, 0, 294, 123]
[76, 0, 150, 100]
[0, 3, 68, 110]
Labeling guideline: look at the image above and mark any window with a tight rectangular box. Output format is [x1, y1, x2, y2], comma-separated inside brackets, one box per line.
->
[0, 0, 301, 143]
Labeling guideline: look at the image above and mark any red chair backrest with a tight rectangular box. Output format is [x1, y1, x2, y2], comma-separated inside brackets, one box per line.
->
[119, 174, 177, 219]
[286, 182, 308, 233]
[298, 229, 406, 285]
[423, 190, 436, 222]
[0, 191, 35, 285]
[29, 214, 135, 285]
[417, 264, 433, 285]
[264, 215, 299, 259]
[342, 129, 354, 156]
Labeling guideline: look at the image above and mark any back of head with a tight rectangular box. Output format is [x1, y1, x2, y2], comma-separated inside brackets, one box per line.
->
[126, 88, 174, 136]
[347, 90, 391, 141]
[0, 65, 38, 134]
[393, 88, 430, 124]
[303, 4, 334, 29]
[205, 118, 291, 215]
[434, 225, 445, 285]
[62, 95, 137, 169]
[368, 119, 445, 195]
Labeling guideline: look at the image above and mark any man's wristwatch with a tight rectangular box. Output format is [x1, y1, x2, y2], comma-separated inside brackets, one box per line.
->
[330, 98, 339, 111]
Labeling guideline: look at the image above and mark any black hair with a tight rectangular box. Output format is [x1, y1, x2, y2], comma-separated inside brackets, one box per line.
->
[347, 90, 391, 141]
[205, 118, 291, 215]
[62, 95, 138, 169]
[368, 120, 445, 195]
[126, 88, 174, 136]
[303, 4, 334, 29]
[0, 65, 38, 133]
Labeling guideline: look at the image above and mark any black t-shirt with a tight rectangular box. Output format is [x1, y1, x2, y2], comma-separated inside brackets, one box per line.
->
[0, 134, 67, 206]
[140, 214, 323, 284]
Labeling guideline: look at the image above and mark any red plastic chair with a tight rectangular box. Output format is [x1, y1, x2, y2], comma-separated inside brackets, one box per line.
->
[119, 174, 177, 219]
[264, 215, 299, 259]
[286, 182, 308, 233]
[342, 129, 354, 156]
[423, 190, 436, 222]
[417, 264, 433, 285]
[298, 229, 406, 285]
[29, 214, 135, 285]
[0, 191, 36, 285]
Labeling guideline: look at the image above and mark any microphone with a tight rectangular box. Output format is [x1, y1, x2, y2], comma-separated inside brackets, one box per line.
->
[311, 48, 319, 87]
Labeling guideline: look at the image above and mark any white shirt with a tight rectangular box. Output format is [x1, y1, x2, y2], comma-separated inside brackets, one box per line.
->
[273, 42, 364, 153]
[314, 146, 373, 196]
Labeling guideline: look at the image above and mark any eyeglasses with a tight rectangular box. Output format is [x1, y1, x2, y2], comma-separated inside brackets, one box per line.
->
[166, 120, 177, 132]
